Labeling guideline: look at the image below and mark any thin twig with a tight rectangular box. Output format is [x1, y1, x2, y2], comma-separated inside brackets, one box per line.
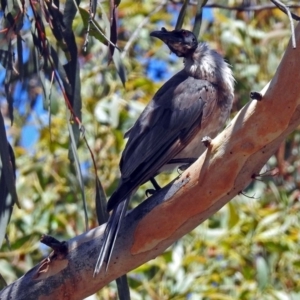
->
[270, 0, 297, 48]
[173, 0, 299, 47]
[239, 191, 259, 199]
[83, 0, 94, 51]
[90, 18, 121, 51]
[185, 1, 300, 16]
[121, 0, 168, 59]
[268, 1, 300, 21]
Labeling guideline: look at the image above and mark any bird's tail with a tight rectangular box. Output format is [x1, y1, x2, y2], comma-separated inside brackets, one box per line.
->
[94, 196, 130, 276]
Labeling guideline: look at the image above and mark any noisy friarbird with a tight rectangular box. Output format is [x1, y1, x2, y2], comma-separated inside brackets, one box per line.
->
[94, 28, 234, 275]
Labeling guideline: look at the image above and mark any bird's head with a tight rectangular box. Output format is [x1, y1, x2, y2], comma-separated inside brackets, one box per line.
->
[150, 28, 198, 57]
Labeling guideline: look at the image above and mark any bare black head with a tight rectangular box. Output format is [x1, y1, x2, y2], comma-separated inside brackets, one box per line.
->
[150, 28, 198, 57]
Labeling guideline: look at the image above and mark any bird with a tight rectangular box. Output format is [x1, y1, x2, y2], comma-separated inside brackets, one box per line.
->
[94, 27, 234, 275]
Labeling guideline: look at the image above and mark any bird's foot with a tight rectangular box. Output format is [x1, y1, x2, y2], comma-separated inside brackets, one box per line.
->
[202, 136, 212, 148]
[178, 164, 190, 173]
[250, 91, 263, 101]
[146, 177, 161, 197]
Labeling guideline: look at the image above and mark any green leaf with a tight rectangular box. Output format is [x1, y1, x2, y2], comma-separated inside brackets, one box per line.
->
[4, 76, 14, 125]
[256, 256, 269, 290]
[0, 272, 7, 289]
[227, 201, 239, 228]
[63, 0, 78, 31]
[175, 0, 189, 30]
[0, 50, 13, 70]
[48, 44, 72, 96]
[17, 34, 23, 80]
[68, 121, 88, 231]
[78, 7, 107, 45]
[0, 125, 17, 249]
[0, 180, 13, 250]
[192, 0, 208, 38]
[95, 177, 108, 226]
[113, 48, 127, 87]
[0, 112, 18, 207]
[109, 0, 118, 59]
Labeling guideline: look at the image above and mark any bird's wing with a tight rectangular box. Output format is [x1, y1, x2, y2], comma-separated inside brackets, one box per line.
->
[107, 71, 218, 211]
[122, 72, 218, 178]
[124, 127, 132, 139]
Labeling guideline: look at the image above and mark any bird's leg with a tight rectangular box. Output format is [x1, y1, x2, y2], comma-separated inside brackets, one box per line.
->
[150, 177, 161, 190]
[145, 177, 161, 197]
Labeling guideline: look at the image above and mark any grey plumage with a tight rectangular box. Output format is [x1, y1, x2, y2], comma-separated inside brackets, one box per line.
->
[94, 28, 234, 275]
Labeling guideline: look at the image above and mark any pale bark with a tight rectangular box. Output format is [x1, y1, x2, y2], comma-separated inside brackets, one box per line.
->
[1, 22, 300, 300]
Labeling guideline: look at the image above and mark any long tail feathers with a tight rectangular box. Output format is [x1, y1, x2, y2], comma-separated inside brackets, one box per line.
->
[94, 196, 130, 276]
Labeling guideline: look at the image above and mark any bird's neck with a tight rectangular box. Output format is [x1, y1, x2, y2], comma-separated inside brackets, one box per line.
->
[183, 43, 234, 96]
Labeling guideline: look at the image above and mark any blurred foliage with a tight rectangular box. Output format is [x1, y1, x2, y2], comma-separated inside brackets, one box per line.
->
[1, 0, 300, 299]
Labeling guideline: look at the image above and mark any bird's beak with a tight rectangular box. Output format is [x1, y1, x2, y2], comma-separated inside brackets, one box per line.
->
[150, 28, 197, 57]
[150, 28, 177, 44]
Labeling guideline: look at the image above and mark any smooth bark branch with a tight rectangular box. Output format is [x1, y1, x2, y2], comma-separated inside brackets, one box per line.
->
[2, 22, 300, 300]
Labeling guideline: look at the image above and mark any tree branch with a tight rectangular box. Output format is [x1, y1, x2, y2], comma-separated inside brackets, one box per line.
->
[2, 20, 300, 300]
[187, 1, 300, 16]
